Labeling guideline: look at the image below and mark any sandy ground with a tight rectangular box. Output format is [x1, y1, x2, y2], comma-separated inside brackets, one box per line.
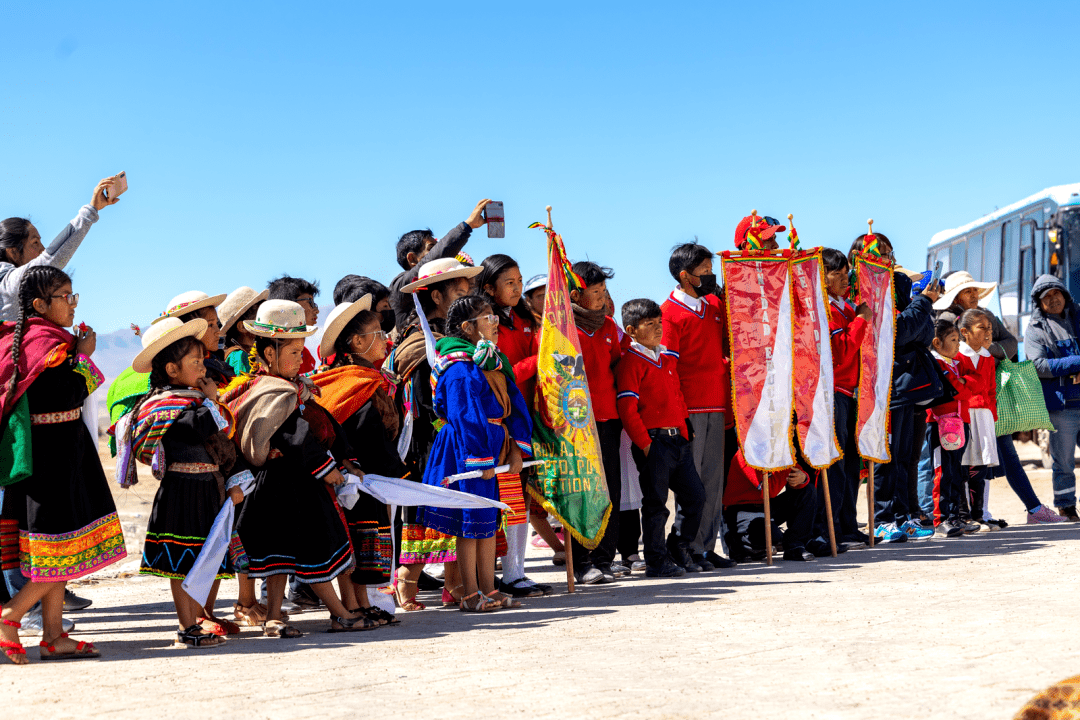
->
[1, 439, 1078, 720]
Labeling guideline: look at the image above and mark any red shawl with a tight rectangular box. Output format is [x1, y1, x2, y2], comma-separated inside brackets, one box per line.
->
[0, 318, 75, 420]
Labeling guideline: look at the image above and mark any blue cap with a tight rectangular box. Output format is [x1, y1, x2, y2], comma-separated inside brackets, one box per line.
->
[524, 274, 548, 294]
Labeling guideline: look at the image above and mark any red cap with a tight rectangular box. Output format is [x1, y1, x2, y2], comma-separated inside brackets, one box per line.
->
[735, 215, 786, 248]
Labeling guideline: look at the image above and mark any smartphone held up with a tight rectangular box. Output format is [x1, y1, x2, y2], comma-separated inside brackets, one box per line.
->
[103, 172, 128, 200]
[484, 201, 504, 238]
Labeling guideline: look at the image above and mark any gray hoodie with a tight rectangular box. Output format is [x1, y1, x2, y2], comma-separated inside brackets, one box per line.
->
[0, 204, 98, 322]
[1024, 274, 1080, 411]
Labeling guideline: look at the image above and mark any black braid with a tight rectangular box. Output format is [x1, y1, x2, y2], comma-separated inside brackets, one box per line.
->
[445, 294, 493, 340]
[4, 266, 70, 409]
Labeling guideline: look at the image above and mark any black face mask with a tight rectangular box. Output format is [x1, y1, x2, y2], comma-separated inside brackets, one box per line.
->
[693, 273, 718, 296]
[379, 308, 396, 333]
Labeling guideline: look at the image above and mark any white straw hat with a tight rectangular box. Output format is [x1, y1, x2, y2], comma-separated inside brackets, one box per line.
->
[400, 257, 482, 293]
[131, 318, 208, 373]
[219, 286, 269, 335]
[151, 290, 227, 324]
[933, 271, 997, 310]
[243, 299, 317, 338]
[318, 295, 373, 360]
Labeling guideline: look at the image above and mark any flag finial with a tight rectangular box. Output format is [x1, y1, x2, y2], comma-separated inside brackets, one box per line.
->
[546, 205, 553, 229]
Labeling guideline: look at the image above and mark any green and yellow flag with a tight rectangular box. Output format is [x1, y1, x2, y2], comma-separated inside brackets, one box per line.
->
[525, 221, 611, 549]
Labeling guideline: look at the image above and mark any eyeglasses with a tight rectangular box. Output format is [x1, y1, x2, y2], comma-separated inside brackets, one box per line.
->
[358, 330, 387, 340]
[295, 296, 316, 307]
[50, 292, 79, 305]
[468, 314, 499, 324]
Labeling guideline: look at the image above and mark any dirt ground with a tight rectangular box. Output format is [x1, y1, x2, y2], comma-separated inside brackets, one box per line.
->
[1, 439, 1077, 720]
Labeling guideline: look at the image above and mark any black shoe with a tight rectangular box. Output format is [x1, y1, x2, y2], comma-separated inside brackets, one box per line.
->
[605, 562, 631, 577]
[842, 530, 871, 546]
[416, 570, 443, 591]
[783, 547, 815, 562]
[644, 559, 687, 578]
[690, 554, 715, 572]
[807, 539, 847, 557]
[937, 520, 965, 538]
[667, 542, 703, 572]
[1059, 506, 1080, 522]
[704, 551, 737, 568]
[63, 589, 93, 612]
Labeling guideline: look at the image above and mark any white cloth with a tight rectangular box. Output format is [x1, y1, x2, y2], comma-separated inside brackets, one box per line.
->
[962, 408, 999, 467]
[671, 287, 704, 313]
[619, 431, 643, 511]
[628, 341, 667, 364]
[337, 473, 510, 511]
[182, 470, 256, 607]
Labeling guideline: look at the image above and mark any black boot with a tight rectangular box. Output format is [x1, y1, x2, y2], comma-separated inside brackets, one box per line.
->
[667, 540, 703, 573]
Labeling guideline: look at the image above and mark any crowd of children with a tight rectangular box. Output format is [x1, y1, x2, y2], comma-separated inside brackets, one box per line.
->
[0, 185, 1071, 664]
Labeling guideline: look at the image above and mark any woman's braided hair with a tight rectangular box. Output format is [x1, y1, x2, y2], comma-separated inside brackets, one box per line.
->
[445, 294, 493, 341]
[4, 265, 71, 409]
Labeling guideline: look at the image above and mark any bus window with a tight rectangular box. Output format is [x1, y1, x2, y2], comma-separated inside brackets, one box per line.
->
[968, 233, 983, 280]
[950, 241, 966, 274]
[1002, 220, 1018, 286]
[1020, 247, 1035, 313]
[984, 224, 1002, 283]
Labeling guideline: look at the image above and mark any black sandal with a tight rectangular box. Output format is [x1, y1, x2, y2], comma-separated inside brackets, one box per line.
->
[353, 606, 399, 626]
[177, 624, 227, 648]
[327, 614, 378, 633]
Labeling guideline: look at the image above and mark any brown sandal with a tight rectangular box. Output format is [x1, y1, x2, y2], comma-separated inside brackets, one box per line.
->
[458, 592, 498, 612]
[485, 591, 523, 610]
[392, 577, 426, 611]
[263, 620, 303, 638]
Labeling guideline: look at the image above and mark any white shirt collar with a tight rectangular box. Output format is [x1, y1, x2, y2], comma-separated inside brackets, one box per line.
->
[672, 287, 703, 312]
[630, 341, 666, 362]
[931, 350, 957, 365]
[959, 341, 991, 366]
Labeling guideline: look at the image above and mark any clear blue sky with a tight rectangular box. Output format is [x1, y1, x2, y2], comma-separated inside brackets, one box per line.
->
[4, 1, 1079, 330]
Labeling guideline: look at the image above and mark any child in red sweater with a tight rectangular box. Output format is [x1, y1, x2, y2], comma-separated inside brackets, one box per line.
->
[617, 298, 705, 578]
[957, 308, 1006, 530]
[926, 320, 978, 537]
[568, 261, 626, 584]
[661, 243, 732, 570]
[819, 249, 872, 549]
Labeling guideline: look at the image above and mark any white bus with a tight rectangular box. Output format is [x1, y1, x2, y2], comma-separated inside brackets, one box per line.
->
[926, 183, 1080, 339]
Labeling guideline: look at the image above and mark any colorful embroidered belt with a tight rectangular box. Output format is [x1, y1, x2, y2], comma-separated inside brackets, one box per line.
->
[167, 462, 219, 474]
[30, 408, 82, 425]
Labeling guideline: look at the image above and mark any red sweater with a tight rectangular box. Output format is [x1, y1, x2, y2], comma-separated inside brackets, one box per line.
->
[495, 310, 539, 402]
[577, 316, 622, 422]
[828, 297, 868, 397]
[723, 450, 812, 507]
[927, 353, 974, 423]
[616, 344, 689, 450]
[661, 290, 730, 416]
[957, 345, 997, 420]
[301, 346, 317, 376]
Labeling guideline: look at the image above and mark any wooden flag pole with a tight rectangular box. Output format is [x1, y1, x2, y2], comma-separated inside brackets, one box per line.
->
[762, 473, 773, 566]
[546, 204, 576, 594]
[821, 471, 838, 557]
[864, 218, 876, 547]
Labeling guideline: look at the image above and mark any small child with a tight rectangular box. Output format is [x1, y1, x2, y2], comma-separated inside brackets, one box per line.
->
[266, 276, 321, 374]
[123, 317, 250, 647]
[957, 308, 1006, 530]
[926, 320, 977, 537]
[616, 298, 705, 578]
[218, 286, 268, 376]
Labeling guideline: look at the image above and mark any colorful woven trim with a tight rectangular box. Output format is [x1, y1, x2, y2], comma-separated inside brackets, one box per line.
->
[248, 321, 308, 336]
[399, 523, 457, 564]
[166, 462, 218, 474]
[73, 354, 104, 394]
[19, 513, 127, 582]
[30, 408, 81, 425]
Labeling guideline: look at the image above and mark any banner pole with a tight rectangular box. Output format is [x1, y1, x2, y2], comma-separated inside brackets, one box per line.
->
[762, 472, 773, 566]
[546, 203, 576, 595]
[867, 464, 876, 547]
[821, 470, 837, 557]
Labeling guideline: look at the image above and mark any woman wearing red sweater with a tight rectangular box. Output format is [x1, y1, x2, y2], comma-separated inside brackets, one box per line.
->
[956, 308, 1005, 530]
[476, 254, 549, 598]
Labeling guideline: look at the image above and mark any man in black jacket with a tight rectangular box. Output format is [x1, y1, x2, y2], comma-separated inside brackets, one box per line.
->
[870, 246, 941, 543]
[389, 199, 491, 336]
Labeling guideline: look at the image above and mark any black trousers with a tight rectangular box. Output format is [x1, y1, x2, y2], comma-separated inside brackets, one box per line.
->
[874, 405, 914, 526]
[927, 422, 967, 522]
[723, 479, 816, 557]
[631, 433, 705, 568]
[907, 411, 928, 516]
[571, 420, 622, 571]
[617, 509, 641, 560]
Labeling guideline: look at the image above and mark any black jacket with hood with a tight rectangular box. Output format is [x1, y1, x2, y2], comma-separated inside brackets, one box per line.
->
[891, 272, 939, 408]
[1023, 274, 1080, 412]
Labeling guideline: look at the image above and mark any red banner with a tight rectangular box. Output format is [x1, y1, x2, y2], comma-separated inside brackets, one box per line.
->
[721, 251, 794, 472]
[854, 255, 895, 462]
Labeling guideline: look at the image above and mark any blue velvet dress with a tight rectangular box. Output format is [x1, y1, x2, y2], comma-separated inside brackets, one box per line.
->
[417, 360, 532, 539]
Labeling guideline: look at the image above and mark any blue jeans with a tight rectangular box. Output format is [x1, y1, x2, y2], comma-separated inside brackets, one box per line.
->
[994, 434, 1041, 511]
[916, 434, 934, 517]
[1047, 409, 1080, 508]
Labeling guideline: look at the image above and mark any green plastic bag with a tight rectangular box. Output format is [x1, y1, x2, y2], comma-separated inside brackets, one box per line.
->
[995, 359, 1055, 436]
[0, 394, 33, 486]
